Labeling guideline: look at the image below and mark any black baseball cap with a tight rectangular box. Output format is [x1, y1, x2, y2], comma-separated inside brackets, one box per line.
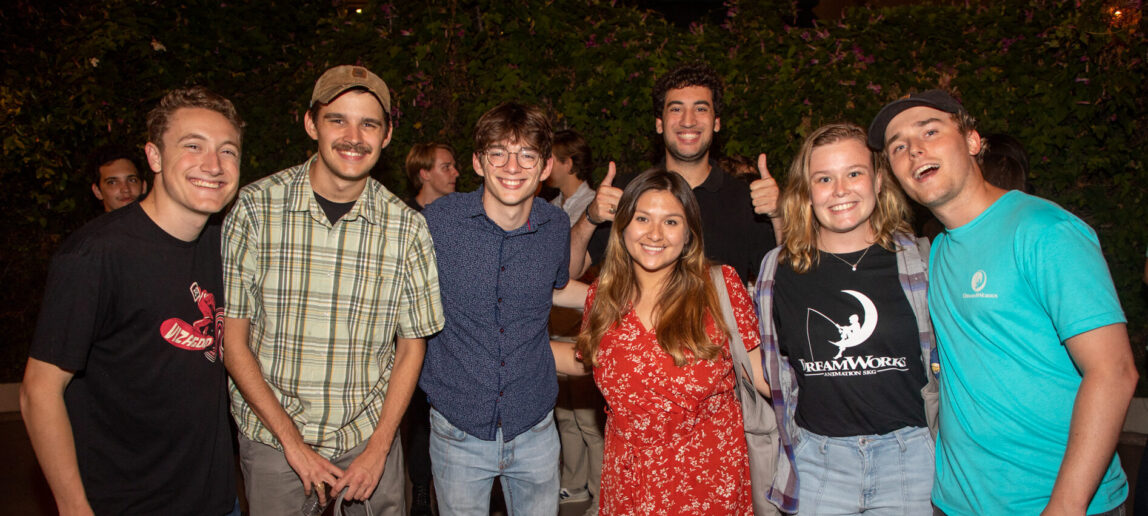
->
[868, 89, 966, 150]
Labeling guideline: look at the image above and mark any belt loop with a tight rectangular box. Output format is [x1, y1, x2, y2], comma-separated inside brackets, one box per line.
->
[895, 428, 908, 452]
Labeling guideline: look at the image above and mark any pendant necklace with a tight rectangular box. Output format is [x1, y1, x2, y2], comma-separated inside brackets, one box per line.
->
[824, 245, 871, 272]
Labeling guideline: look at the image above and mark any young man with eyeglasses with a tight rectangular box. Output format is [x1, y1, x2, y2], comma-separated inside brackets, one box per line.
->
[419, 101, 587, 515]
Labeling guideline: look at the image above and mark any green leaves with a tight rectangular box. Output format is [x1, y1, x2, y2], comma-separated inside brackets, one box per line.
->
[0, 0, 1145, 381]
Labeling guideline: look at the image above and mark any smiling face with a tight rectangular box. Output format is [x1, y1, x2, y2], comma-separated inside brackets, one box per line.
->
[623, 189, 689, 283]
[809, 138, 880, 248]
[473, 138, 552, 212]
[305, 90, 391, 185]
[884, 106, 982, 210]
[93, 158, 145, 211]
[420, 147, 459, 198]
[656, 85, 720, 165]
[144, 107, 241, 220]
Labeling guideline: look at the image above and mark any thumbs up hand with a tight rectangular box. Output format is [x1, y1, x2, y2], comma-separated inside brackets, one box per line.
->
[749, 153, 780, 217]
[586, 161, 622, 224]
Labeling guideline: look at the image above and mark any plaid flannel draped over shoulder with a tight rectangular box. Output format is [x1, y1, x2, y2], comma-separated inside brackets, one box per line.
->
[752, 232, 935, 513]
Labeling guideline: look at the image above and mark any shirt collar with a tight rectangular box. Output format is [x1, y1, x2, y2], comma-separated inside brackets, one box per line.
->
[464, 186, 558, 234]
[286, 155, 381, 225]
[694, 159, 726, 192]
[655, 159, 726, 192]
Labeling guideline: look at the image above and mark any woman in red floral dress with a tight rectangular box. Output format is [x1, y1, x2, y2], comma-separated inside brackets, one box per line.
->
[553, 169, 771, 515]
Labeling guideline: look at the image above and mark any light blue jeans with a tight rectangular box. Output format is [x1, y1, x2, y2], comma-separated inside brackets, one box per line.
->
[795, 425, 934, 515]
[429, 407, 560, 516]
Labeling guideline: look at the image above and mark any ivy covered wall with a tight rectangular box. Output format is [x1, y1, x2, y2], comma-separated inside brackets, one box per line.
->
[1, 0, 1145, 383]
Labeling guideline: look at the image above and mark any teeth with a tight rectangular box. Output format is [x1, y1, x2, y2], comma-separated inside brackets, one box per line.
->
[830, 202, 857, 212]
[641, 244, 665, 252]
[190, 179, 222, 189]
[913, 164, 939, 179]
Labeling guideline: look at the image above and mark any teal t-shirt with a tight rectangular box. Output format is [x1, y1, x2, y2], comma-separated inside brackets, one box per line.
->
[930, 191, 1127, 515]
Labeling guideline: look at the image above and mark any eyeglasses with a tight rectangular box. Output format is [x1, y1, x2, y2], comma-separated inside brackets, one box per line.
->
[484, 148, 540, 169]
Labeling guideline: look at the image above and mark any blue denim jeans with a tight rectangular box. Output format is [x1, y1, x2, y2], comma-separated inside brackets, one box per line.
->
[795, 425, 934, 515]
[429, 407, 560, 516]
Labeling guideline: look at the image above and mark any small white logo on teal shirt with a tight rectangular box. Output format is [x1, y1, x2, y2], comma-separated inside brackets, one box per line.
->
[971, 270, 987, 292]
[964, 269, 998, 299]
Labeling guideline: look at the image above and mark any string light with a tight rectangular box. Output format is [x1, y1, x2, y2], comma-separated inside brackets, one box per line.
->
[1106, 1, 1140, 30]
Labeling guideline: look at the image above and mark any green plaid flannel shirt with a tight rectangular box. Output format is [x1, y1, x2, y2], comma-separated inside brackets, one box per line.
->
[222, 156, 445, 458]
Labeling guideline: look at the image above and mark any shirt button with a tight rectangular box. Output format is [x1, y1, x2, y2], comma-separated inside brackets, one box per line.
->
[501, 266, 505, 271]
[499, 391, 504, 396]
[497, 297, 502, 303]
[501, 361, 506, 366]
[499, 328, 504, 333]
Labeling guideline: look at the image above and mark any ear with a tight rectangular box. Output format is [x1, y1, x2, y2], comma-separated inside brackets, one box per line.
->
[472, 153, 485, 178]
[655, 117, 664, 135]
[965, 129, 983, 156]
[714, 117, 721, 133]
[91, 183, 105, 200]
[419, 168, 432, 182]
[539, 156, 553, 183]
[379, 122, 394, 149]
[304, 110, 319, 141]
[144, 142, 163, 174]
[140, 180, 148, 195]
[874, 168, 884, 194]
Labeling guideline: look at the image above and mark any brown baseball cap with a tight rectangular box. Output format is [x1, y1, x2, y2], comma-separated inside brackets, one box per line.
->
[310, 65, 391, 113]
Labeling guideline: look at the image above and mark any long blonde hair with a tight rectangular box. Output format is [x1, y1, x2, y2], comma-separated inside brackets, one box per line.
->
[576, 169, 728, 367]
[780, 123, 912, 273]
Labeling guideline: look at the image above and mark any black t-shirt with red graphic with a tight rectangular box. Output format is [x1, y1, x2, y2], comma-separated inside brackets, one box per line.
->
[30, 203, 234, 515]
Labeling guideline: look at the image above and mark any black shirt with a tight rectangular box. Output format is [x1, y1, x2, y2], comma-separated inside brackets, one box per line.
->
[587, 161, 776, 281]
[315, 191, 357, 222]
[772, 244, 927, 436]
[30, 204, 235, 515]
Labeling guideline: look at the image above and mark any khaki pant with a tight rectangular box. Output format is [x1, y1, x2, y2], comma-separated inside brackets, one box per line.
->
[238, 433, 405, 516]
[555, 373, 605, 500]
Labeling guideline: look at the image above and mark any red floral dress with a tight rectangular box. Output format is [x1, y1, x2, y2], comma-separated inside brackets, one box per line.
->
[582, 265, 761, 515]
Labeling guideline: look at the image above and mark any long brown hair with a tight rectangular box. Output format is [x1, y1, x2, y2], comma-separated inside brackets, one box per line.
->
[780, 122, 912, 273]
[576, 169, 728, 367]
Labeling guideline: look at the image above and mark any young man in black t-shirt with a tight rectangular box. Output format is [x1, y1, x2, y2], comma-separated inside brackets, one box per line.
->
[20, 87, 245, 516]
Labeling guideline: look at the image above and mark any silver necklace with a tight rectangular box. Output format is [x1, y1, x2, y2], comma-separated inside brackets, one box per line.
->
[824, 245, 871, 271]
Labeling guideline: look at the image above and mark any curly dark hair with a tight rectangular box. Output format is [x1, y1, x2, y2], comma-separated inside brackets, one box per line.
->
[651, 62, 724, 119]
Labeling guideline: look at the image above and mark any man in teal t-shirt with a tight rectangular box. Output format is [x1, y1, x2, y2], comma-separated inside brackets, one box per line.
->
[868, 90, 1137, 515]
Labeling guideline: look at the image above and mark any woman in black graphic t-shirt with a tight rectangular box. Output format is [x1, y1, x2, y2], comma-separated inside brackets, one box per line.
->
[753, 123, 939, 515]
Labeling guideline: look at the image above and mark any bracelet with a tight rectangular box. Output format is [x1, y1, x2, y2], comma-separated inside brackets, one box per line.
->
[585, 203, 604, 225]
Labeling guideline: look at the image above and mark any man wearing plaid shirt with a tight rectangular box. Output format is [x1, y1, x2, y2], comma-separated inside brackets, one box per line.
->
[223, 65, 445, 515]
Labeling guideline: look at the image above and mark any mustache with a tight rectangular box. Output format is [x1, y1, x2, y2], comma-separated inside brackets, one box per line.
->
[333, 141, 373, 155]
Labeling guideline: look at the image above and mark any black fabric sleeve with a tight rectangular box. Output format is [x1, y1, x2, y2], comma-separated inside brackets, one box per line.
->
[29, 245, 106, 372]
